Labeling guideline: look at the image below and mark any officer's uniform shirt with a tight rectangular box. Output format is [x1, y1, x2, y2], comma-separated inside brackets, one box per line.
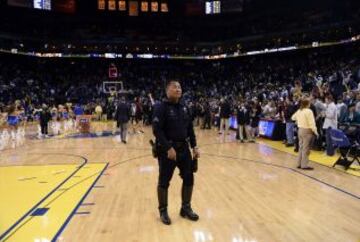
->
[152, 100, 196, 151]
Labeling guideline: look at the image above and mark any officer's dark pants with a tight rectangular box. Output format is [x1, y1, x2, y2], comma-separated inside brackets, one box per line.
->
[157, 145, 194, 211]
[202, 115, 211, 129]
[40, 122, 48, 135]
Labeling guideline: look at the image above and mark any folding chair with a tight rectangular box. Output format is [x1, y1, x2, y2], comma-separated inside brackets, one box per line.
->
[330, 128, 360, 170]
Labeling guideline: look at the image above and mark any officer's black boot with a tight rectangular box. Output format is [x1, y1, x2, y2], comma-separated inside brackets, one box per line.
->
[158, 186, 171, 225]
[180, 185, 199, 221]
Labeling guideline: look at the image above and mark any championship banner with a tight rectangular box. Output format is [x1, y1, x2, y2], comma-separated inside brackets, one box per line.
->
[129, 1, 138, 16]
[160, 3, 168, 12]
[151, 1, 158, 12]
[108, 0, 116, 10]
[98, 0, 105, 10]
[141, 1, 148, 12]
[118, 0, 126, 11]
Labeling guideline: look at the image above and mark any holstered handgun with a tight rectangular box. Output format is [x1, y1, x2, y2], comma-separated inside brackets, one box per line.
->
[149, 139, 158, 158]
[192, 158, 198, 173]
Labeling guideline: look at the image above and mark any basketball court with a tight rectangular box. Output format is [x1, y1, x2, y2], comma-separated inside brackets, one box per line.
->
[0, 125, 359, 242]
[1, 0, 360, 241]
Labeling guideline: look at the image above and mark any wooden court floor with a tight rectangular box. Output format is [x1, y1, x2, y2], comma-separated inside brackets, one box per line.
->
[0, 124, 359, 242]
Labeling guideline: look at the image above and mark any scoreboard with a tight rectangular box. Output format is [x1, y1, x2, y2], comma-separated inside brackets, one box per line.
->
[205, 1, 220, 15]
[33, 0, 51, 10]
[185, 0, 246, 16]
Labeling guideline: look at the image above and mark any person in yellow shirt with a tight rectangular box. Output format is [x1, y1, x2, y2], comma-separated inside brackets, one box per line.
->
[291, 98, 319, 170]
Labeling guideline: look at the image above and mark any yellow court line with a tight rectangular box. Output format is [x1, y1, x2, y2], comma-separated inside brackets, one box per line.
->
[258, 138, 360, 177]
[2, 163, 107, 242]
[0, 165, 79, 237]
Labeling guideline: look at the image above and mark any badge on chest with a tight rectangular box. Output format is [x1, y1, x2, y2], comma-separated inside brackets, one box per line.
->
[168, 108, 176, 117]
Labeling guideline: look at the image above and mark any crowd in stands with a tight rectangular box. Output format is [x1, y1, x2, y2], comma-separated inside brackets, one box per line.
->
[0, 43, 360, 153]
[0, 0, 359, 55]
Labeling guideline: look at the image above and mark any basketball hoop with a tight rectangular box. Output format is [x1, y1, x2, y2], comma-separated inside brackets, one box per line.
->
[103, 81, 124, 94]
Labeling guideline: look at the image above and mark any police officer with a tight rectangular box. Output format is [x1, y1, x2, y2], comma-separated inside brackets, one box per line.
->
[152, 80, 200, 225]
[39, 104, 51, 138]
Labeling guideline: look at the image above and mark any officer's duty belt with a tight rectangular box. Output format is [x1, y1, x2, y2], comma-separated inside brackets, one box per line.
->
[170, 141, 188, 149]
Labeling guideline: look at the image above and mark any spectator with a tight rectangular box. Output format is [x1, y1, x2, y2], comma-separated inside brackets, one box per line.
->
[337, 99, 348, 123]
[284, 97, 297, 146]
[219, 98, 231, 135]
[323, 95, 338, 156]
[344, 104, 360, 125]
[236, 101, 250, 143]
[291, 98, 318, 170]
[115, 97, 131, 143]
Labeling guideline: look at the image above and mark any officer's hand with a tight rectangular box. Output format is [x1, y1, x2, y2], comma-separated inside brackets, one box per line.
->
[193, 147, 200, 159]
[167, 147, 177, 161]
